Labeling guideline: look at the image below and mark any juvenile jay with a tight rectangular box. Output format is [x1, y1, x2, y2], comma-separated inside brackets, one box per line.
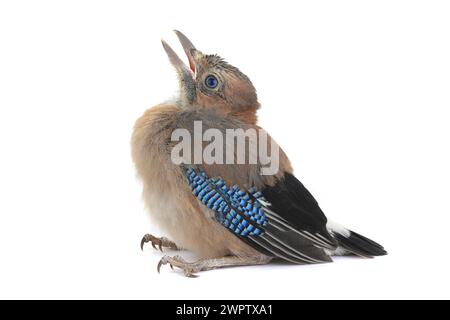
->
[132, 31, 386, 277]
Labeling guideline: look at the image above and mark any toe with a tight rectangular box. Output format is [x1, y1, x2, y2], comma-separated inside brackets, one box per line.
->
[140, 234, 151, 251]
[157, 256, 167, 273]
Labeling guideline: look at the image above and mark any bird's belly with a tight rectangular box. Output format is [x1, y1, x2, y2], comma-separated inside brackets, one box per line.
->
[143, 183, 260, 259]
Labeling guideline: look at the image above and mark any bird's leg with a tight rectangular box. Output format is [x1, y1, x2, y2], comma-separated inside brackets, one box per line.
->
[140, 233, 179, 251]
[157, 255, 272, 277]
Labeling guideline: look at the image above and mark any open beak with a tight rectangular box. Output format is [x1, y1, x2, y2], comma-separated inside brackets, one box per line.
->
[161, 30, 198, 105]
[161, 30, 197, 75]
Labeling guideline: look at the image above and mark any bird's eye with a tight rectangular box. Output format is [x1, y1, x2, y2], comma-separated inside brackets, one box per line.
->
[204, 75, 219, 89]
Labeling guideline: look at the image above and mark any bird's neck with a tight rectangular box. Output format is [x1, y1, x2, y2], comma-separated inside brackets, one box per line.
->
[229, 108, 258, 125]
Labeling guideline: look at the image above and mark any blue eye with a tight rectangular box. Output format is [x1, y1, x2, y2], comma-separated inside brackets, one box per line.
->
[205, 75, 218, 89]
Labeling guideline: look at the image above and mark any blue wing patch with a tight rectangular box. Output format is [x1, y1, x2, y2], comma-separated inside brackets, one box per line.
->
[185, 168, 268, 238]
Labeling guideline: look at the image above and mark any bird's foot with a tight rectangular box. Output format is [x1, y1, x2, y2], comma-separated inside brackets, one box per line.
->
[157, 255, 201, 278]
[140, 233, 179, 251]
[157, 255, 273, 277]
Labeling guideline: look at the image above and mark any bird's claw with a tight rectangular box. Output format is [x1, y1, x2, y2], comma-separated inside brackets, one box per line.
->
[141, 234, 178, 251]
[157, 255, 199, 277]
[141, 233, 162, 251]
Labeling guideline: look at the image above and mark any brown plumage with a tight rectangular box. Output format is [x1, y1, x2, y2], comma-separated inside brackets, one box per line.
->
[132, 104, 275, 259]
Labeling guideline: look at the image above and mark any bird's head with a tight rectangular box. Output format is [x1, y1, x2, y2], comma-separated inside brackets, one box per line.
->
[162, 30, 259, 124]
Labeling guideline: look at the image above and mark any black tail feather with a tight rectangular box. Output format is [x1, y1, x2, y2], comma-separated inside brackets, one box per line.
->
[334, 230, 387, 258]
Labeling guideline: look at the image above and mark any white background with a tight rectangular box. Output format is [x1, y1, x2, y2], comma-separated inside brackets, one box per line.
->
[0, 0, 449, 300]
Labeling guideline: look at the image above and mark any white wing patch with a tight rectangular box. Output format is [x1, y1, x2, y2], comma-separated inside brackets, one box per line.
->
[326, 220, 351, 238]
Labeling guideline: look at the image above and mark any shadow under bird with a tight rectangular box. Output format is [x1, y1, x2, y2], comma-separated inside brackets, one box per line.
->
[132, 30, 387, 277]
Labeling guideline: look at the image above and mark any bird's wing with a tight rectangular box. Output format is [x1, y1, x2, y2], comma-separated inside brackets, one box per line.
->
[173, 110, 337, 264]
[185, 168, 335, 264]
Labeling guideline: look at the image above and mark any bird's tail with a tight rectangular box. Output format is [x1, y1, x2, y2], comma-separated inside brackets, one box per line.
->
[326, 221, 387, 258]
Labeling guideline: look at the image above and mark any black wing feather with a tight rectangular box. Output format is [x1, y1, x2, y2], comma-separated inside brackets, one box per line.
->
[262, 173, 337, 247]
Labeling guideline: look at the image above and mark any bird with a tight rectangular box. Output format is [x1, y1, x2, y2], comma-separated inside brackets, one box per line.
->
[132, 30, 387, 277]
